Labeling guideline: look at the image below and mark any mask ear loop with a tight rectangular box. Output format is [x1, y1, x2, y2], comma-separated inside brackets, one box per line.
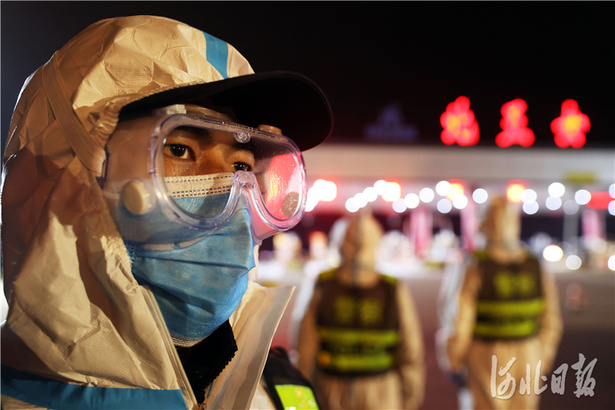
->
[42, 55, 107, 175]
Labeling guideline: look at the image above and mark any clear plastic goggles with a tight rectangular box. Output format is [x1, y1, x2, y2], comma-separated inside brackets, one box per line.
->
[101, 105, 307, 245]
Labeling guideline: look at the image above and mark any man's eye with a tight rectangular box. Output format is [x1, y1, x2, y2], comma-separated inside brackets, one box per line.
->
[164, 144, 192, 160]
[233, 162, 252, 172]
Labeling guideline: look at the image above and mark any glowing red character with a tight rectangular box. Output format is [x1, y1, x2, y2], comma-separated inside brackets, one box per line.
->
[440, 96, 479, 146]
[496, 98, 535, 147]
[551, 99, 590, 148]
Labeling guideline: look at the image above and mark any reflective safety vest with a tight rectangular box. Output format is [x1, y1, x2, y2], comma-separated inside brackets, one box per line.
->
[315, 270, 401, 376]
[473, 252, 545, 340]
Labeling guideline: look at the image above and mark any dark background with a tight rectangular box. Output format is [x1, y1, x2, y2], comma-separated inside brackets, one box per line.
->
[2, 1, 614, 152]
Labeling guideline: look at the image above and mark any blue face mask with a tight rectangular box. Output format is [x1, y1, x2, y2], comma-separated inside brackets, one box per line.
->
[123, 193, 255, 346]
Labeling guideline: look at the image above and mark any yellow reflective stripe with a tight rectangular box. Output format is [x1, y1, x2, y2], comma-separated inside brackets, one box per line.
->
[474, 250, 490, 261]
[476, 298, 545, 317]
[474, 319, 539, 338]
[381, 274, 398, 286]
[318, 351, 395, 372]
[319, 269, 337, 281]
[317, 328, 400, 347]
[275, 384, 319, 410]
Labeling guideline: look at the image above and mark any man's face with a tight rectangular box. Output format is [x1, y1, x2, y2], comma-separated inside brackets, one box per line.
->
[102, 104, 307, 244]
[163, 126, 256, 177]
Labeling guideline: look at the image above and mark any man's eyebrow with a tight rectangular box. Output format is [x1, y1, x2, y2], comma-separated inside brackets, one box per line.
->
[231, 140, 256, 153]
[173, 126, 211, 139]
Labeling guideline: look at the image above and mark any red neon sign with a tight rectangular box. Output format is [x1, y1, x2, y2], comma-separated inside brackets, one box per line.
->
[440, 96, 479, 146]
[551, 99, 590, 148]
[496, 98, 535, 147]
[587, 191, 611, 210]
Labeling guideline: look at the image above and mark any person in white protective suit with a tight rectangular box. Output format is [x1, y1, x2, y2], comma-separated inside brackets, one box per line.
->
[1, 15, 332, 410]
[436, 196, 563, 409]
[296, 210, 425, 410]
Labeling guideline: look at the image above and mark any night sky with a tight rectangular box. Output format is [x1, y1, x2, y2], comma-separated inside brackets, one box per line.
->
[2, 1, 614, 151]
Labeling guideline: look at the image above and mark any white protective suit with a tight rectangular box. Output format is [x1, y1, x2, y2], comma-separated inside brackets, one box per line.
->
[297, 210, 425, 410]
[437, 196, 563, 410]
[1, 15, 331, 410]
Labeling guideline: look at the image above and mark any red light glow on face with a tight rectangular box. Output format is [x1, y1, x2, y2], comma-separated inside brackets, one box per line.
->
[440, 96, 480, 146]
[551, 99, 590, 148]
[496, 98, 535, 148]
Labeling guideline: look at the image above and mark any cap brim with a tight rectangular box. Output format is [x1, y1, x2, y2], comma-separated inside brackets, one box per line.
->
[122, 71, 333, 151]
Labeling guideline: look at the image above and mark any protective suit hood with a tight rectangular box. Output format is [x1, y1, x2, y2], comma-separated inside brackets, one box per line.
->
[337, 209, 384, 287]
[5, 16, 332, 171]
[479, 195, 525, 262]
[1, 15, 309, 408]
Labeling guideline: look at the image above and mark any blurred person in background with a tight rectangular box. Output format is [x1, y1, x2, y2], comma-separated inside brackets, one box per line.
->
[1, 15, 332, 409]
[297, 209, 425, 409]
[436, 196, 563, 409]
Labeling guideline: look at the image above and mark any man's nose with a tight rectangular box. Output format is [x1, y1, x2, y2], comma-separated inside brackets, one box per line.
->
[194, 145, 234, 175]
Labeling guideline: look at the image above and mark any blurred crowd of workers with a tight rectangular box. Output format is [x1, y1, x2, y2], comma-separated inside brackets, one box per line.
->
[270, 197, 563, 410]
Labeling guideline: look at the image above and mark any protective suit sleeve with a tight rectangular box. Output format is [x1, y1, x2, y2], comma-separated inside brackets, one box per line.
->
[396, 284, 425, 410]
[296, 283, 322, 382]
[440, 263, 481, 373]
[537, 270, 563, 372]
